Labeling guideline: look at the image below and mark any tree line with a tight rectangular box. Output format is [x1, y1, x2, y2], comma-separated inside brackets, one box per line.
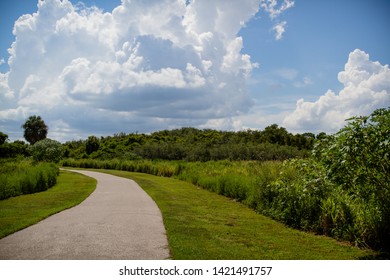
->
[64, 125, 320, 161]
[1, 115, 322, 162]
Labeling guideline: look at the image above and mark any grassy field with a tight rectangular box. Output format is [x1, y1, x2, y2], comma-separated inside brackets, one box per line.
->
[0, 170, 96, 239]
[97, 169, 377, 259]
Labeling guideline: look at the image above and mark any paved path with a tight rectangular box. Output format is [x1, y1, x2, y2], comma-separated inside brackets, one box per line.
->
[0, 170, 170, 260]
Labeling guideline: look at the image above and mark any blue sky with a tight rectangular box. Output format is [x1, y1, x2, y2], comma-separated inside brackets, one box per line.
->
[0, 0, 389, 142]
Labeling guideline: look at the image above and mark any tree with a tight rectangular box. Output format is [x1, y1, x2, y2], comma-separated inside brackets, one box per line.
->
[86, 136, 100, 155]
[29, 138, 64, 163]
[0, 132, 8, 145]
[262, 124, 289, 145]
[21, 115, 48, 145]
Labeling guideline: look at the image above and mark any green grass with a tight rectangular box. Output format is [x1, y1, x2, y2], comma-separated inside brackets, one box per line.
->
[0, 159, 59, 200]
[0, 170, 96, 239]
[96, 169, 377, 260]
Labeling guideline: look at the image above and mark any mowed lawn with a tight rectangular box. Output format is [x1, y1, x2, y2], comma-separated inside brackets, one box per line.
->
[98, 170, 377, 260]
[0, 170, 96, 239]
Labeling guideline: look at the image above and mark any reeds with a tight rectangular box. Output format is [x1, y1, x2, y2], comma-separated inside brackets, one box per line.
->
[0, 160, 59, 200]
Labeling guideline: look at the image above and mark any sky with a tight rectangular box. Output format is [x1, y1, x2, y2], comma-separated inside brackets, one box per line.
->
[0, 0, 389, 142]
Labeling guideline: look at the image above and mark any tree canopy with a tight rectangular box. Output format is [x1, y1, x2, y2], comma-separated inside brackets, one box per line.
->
[21, 115, 48, 145]
[63, 125, 319, 161]
[0, 132, 8, 145]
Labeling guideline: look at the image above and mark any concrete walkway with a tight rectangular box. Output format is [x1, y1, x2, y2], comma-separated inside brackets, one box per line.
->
[0, 170, 170, 260]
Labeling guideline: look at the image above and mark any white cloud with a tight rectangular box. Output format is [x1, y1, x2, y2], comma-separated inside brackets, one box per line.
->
[283, 49, 390, 133]
[0, 72, 14, 104]
[273, 21, 287, 40]
[221, 37, 259, 75]
[260, 0, 294, 19]
[260, 0, 293, 41]
[1, 0, 276, 141]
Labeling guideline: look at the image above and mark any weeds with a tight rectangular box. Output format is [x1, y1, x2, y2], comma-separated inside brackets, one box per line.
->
[0, 159, 59, 200]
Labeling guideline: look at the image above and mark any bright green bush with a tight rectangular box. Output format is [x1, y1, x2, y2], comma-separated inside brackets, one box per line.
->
[29, 138, 64, 163]
[256, 108, 390, 251]
[314, 108, 389, 250]
[313, 108, 389, 193]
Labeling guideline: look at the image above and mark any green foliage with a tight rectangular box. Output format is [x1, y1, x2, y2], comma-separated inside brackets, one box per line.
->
[256, 159, 332, 230]
[63, 126, 315, 161]
[312, 107, 390, 250]
[21, 115, 48, 145]
[0, 132, 8, 145]
[257, 108, 390, 251]
[62, 158, 180, 177]
[0, 132, 28, 158]
[314, 108, 389, 192]
[0, 140, 29, 158]
[0, 159, 59, 200]
[85, 135, 100, 155]
[29, 138, 65, 163]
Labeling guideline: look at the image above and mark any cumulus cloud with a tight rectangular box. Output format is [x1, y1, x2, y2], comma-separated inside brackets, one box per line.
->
[283, 49, 390, 133]
[1, 0, 274, 141]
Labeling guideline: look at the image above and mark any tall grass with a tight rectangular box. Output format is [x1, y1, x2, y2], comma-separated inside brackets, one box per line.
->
[62, 158, 180, 177]
[174, 160, 282, 205]
[0, 159, 59, 200]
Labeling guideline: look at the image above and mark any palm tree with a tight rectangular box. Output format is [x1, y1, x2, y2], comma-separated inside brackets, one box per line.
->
[21, 115, 48, 145]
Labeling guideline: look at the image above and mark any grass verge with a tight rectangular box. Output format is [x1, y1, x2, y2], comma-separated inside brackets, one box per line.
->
[97, 169, 377, 260]
[0, 170, 96, 239]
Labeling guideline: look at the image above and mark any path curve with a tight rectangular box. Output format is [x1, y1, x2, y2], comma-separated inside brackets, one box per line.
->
[0, 170, 170, 260]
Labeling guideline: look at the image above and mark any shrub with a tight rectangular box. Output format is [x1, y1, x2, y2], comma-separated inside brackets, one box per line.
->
[29, 138, 65, 163]
[313, 108, 390, 250]
[254, 108, 390, 251]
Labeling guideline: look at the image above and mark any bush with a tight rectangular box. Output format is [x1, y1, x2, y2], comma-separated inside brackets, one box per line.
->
[0, 160, 59, 200]
[313, 108, 390, 250]
[29, 138, 65, 163]
[256, 108, 390, 251]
